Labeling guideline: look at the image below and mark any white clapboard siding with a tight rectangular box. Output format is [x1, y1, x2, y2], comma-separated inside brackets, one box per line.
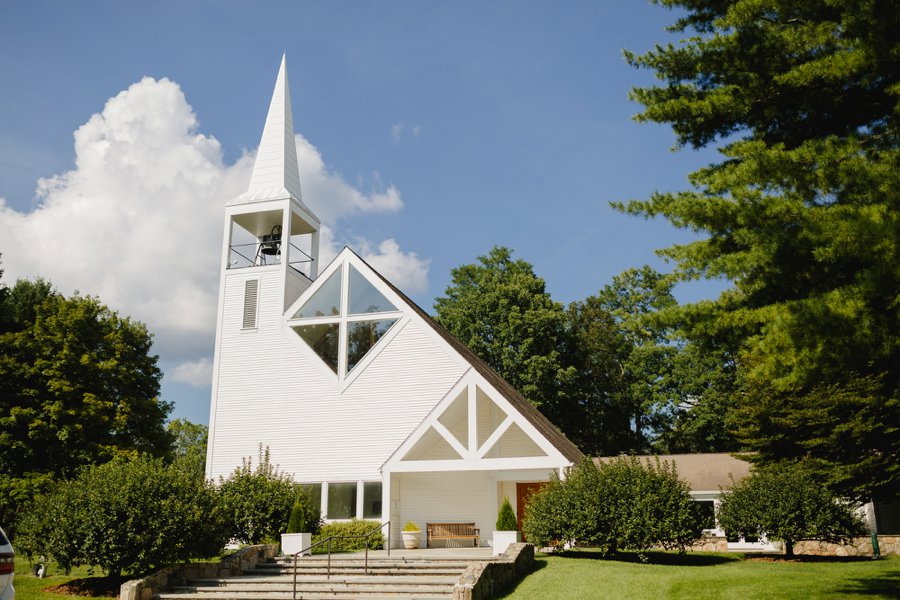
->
[284, 267, 311, 310]
[397, 472, 497, 548]
[208, 267, 467, 482]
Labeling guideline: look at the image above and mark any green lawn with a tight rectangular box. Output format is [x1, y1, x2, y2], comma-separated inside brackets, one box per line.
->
[500, 551, 900, 600]
[13, 561, 118, 600]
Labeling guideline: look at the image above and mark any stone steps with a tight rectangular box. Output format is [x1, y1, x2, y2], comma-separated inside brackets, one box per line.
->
[153, 556, 469, 600]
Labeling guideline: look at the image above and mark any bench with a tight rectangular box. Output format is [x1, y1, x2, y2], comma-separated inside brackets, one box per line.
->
[426, 522, 480, 548]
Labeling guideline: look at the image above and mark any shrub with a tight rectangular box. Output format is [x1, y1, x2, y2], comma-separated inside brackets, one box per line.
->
[496, 497, 518, 531]
[717, 462, 866, 557]
[286, 489, 322, 534]
[313, 519, 384, 552]
[523, 457, 702, 554]
[218, 445, 296, 544]
[403, 521, 420, 532]
[15, 455, 228, 576]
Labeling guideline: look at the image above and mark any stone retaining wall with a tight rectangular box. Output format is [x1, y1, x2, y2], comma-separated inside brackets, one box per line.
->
[687, 535, 900, 557]
[120, 543, 278, 600]
[453, 543, 534, 600]
[794, 536, 900, 557]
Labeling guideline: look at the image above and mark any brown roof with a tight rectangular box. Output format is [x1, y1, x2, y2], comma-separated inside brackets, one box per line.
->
[356, 249, 584, 463]
[594, 453, 752, 491]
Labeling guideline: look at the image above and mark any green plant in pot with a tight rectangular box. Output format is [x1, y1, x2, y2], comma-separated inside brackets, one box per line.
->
[401, 521, 421, 549]
[492, 497, 520, 556]
[281, 492, 321, 556]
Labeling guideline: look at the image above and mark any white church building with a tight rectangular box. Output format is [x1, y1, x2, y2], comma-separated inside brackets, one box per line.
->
[205, 57, 583, 550]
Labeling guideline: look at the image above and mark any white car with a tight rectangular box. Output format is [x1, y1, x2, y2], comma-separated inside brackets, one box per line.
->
[0, 526, 13, 600]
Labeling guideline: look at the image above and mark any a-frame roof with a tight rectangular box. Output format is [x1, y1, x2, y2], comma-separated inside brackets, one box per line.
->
[354, 251, 584, 464]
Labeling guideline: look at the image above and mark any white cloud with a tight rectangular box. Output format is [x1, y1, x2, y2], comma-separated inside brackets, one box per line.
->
[295, 134, 403, 222]
[390, 123, 403, 143]
[0, 77, 429, 390]
[412, 126, 422, 138]
[171, 357, 214, 388]
[359, 238, 430, 295]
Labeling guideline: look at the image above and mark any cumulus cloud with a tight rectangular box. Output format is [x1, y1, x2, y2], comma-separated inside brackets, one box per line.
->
[171, 357, 214, 388]
[0, 76, 429, 390]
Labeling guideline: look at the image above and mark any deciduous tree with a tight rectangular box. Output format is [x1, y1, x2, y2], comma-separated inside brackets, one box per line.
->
[0, 279, 171, 529]
[434, 247, 579, 439]
[717, 463, 866, 557]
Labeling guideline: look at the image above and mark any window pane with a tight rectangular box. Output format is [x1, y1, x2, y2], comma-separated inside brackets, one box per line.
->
[327, 482, 357, 520]
[347, 319, 397, 373]
[363, 482, 382, 519]
[292, 269, 342, 318]
[695, 500, 716, 530]
[299, 483, 322, 515]
[348, 266, 396, 315]
[292, 324, 339, 373]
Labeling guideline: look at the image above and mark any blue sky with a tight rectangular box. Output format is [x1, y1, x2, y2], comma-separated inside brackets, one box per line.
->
[0, 1, 726, 425]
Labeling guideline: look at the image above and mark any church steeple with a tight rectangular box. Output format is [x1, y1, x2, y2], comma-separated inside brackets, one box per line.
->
[221, 55, 321, 283]
[247, 54, 303, 200]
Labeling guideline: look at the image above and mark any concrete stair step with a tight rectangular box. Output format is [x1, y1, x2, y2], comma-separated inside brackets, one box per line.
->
[244, 568, 464, 576]
[185, 576, 458, 585]
[159, 591, 453, 600]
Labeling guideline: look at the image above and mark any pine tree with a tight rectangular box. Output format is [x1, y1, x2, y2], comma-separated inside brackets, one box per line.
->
[621, 0, 900, 500]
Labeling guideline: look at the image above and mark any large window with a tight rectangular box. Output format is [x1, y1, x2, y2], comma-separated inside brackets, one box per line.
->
[289, 263, 400, 379]
[299, 483, 322, 515]
[362, 482, 382, 519]
[327, 482, 358, 520]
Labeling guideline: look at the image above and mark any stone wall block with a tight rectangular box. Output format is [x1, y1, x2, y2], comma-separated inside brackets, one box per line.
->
[119, 544, 273, 599]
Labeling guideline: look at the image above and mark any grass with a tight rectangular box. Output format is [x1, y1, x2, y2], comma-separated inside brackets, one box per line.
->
[13, 561, 118, 600]
[499, 550, 900, 600]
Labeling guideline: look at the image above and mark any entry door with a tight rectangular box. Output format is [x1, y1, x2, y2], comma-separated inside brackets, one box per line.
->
[516, 482, 547, 541]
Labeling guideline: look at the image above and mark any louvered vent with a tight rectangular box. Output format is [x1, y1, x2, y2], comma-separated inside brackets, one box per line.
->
[242, 279, 259, 329]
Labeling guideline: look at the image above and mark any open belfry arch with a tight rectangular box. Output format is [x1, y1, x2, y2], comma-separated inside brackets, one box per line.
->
[206, 55, 582, 550]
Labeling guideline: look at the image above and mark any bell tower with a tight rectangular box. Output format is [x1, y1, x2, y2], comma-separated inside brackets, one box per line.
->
[207, 56, 320, 474]
[219, 54, 320, 307]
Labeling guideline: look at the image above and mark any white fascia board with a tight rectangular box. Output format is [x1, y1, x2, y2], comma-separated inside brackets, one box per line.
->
[381, 369, 473, 470]
[466, 371, 569, 463]
[290, 198, 320, 228]
[387, 456, 567, 473]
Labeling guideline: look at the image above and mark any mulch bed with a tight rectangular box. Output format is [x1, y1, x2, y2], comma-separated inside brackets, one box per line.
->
[43, 575, 129, 597]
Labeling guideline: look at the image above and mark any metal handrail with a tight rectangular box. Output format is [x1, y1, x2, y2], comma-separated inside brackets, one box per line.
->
[290, 521, 391, 599]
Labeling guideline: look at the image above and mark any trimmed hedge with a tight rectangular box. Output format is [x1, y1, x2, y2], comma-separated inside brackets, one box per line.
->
[313, 519, 385, 552]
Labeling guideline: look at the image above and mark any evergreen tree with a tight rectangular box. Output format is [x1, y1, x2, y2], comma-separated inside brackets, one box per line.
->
[621, 0, 900, 500]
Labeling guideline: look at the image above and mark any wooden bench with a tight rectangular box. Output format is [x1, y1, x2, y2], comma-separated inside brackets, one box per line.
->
[426, 522, 480, 548]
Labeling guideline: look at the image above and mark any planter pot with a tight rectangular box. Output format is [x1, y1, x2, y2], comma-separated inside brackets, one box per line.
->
[281, 532, 312, 557]
[492, 530, 521, 556]
[401, 530, 420, 549]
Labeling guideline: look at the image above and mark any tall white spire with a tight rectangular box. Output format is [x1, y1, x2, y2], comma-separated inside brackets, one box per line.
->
[246, 54, 302, 200]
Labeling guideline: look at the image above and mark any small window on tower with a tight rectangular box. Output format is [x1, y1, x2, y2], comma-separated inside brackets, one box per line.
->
[242, 279, 259, 329]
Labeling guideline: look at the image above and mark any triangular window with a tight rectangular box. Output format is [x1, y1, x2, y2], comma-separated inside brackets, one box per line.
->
[288, 261, 402, 382]
[348, 265, 396, 315]
[292, 323, 339, 373]
[292, 270, 341, 318]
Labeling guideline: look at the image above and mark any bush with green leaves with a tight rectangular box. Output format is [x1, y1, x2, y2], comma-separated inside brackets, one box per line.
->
[313, 519, 385, 552]
[218, 445, 297, 544]
[286, 489, 322, 534]
[523, 457, 702, 554]
[717, 463, 866, 557]
[14, 455, 227, 576]
[496, 497, 518, 531]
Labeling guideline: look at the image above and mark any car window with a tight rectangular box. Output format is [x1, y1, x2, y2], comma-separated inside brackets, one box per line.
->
[0, 528, 8, 545]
